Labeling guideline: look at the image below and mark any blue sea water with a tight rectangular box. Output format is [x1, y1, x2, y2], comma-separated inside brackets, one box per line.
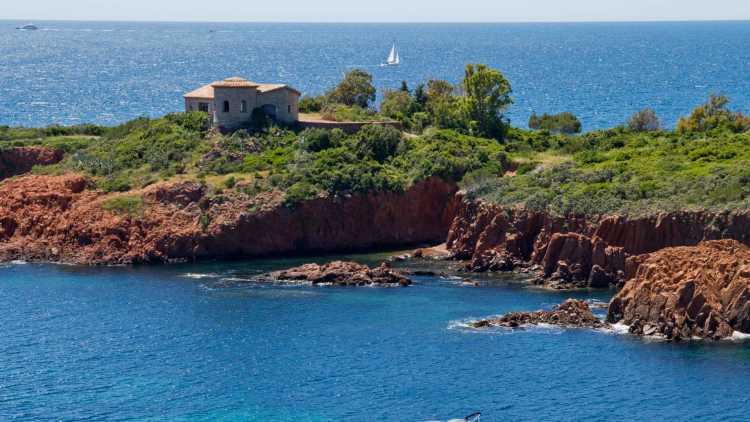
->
[3, 255, 750, 421]
[2, 20, 750, 130]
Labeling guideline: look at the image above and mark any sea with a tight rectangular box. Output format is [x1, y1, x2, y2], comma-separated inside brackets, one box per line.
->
[2, 20, 750, 130]
[4, 20, 750, 421]
[3, 255, 750, 421]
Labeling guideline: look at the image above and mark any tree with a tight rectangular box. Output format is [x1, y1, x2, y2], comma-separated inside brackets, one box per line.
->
[413, 84, 428, 110]
[460, 64, 513, 139]
[400, 81, 410, 93]
[627, 108, 661, 132]
[380, 90, 413, 120]
[423, 80, 461, 129]
[528, 112, 582, 134]
[327, 69, 376, 108]
[676, 94, 750, 133]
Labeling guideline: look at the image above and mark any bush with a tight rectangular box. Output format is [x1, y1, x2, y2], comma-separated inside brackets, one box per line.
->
[283, 181, 319, 206]
[300, 128, 343, 152]
[223, 176, 237, 189]
[676, 94, 750, 133]
[529, 112, 582, 134]
[627, 108, 661, 132]
[356, 125, 402, 162]
[299, 95, 326, 113]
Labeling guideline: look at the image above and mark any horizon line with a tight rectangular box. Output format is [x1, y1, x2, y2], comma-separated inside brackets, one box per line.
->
[3, 18, 750, 25]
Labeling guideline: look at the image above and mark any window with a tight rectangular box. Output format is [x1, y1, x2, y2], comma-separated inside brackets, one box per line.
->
[288, 105, 291, 114]
[223, 101, 230, 113]
[241, 100, 247, 113]
[198, 102, 209, 112]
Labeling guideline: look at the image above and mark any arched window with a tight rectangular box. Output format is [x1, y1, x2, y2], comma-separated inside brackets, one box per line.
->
[223, 101, 230, 113]
[241, 100, 247, 113]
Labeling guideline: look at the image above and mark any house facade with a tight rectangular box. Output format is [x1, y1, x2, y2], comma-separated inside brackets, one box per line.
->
[183, 77, 300, 129]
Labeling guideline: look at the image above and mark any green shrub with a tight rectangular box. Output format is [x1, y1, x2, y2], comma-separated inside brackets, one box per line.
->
[356, 125, 402, 163]
[299, 95, 326, 113]
[102, 195, 144, 217]
[529, 112, 582, 134]
[283, 181, 319, 206]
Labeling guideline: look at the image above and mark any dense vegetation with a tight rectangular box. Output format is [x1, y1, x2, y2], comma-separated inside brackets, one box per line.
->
[4, 65, 750, 217]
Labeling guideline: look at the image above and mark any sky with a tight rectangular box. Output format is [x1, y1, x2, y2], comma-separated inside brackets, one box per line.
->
[5, 0, 750, 22]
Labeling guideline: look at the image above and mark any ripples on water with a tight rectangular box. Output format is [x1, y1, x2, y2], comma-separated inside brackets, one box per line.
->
[3, 21, 750, 129]
[4, 256, 750, 420]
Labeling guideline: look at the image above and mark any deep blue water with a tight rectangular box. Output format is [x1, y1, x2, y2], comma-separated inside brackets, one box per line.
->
[4, 255, 750, 421]
[2, 20, 750, 130]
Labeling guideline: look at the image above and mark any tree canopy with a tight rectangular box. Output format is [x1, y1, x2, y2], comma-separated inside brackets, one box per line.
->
[459, 64, 513, 139]
[327, 69, 377, 108]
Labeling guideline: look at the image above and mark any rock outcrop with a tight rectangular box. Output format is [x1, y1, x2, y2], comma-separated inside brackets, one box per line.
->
[0, 174, 458, 265]
[446, 196, 750, 288]
[471, 299, 604, 329]
[607, 240, 750, 341]
[0, 147, 63, 179]
[265, 261, 411, 287]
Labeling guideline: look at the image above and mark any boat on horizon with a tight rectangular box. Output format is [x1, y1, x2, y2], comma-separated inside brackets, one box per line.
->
[16, 24, 39, 31]
[381, 42, 400, 67]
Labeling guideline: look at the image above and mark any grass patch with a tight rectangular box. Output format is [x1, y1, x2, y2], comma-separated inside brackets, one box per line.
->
[101, 195, 145, 217]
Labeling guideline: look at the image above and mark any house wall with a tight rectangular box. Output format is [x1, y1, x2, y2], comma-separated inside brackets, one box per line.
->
[185, 98, 213, 113]
[213, 87, 258, 129]
[257, 88, 300, 123]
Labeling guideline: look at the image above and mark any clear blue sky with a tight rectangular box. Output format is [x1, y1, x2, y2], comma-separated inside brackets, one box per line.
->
[6, 0, 750, 22]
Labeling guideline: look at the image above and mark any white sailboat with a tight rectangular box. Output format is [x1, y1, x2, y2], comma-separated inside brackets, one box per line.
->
[382, 42, 400, 66]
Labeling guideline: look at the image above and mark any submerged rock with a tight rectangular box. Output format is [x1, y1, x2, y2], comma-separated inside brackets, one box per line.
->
[266, 261, 411, 287]
[607, 240, 750, 341]
[471, 299, 604, 329]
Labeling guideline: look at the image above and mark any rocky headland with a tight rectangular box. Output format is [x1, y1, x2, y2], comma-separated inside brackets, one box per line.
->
[0, 173, 457, 265]
[445, 195, 750, 290]
[607, 240, 750, 341]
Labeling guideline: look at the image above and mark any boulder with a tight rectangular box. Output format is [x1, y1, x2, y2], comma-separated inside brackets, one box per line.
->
[266, 261, 412, 287]
[472, 299, 604, 329]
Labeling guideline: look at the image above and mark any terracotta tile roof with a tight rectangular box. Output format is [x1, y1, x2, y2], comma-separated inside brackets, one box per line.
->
[183, 83, 216, 99]
[257, 83, 301, 96]
[183, 77, 301, 98]
[211, 76, 259, 88]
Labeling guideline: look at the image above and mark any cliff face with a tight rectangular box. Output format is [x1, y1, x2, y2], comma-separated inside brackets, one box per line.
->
[0, 147, 63, 180]
[608, 240, 750, 340]
[446, 195, 750, 288]
[0, 174, 458, 265]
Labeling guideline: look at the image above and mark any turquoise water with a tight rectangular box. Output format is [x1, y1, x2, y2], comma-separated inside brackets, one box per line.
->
[2, 21, 750, 129]
[3, 256, 750, 421]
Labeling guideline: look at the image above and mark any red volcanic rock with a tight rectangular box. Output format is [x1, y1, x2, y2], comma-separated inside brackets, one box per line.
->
[0, 147, 63, 179]
[0, 174, 458, 265]
[445, 197, 750, 289]
[268, 261, 411, 287]
[472, 299, 604, 329]
[607, 240, 750, 341]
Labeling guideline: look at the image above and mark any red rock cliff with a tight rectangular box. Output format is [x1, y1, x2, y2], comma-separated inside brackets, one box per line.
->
[446, 195, 750, 287]
[607, 240, 750, 340]
[0, 174, 458, 265]
[0, 147, 63, 179]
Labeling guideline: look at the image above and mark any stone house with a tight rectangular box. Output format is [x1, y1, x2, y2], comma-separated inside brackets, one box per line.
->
[183, 77, 300, 129]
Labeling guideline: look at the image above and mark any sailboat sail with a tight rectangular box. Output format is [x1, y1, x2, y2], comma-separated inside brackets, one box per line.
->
[387, 44, 398, 64]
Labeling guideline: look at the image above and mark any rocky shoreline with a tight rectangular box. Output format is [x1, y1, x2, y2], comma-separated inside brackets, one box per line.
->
[5, 170, 750, 341]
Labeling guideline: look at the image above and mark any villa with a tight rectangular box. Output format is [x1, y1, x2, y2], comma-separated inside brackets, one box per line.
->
[184, 76, 301, 129]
